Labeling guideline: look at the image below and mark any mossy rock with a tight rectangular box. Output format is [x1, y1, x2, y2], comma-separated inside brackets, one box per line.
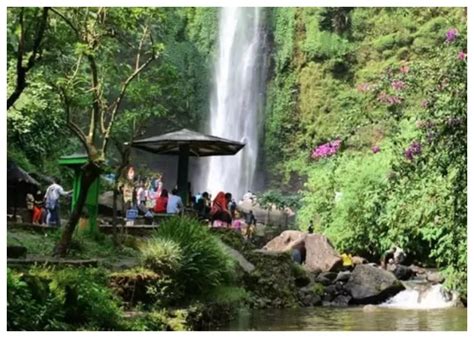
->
[210, 227, 256, 254]
[243, 250, 299, 308]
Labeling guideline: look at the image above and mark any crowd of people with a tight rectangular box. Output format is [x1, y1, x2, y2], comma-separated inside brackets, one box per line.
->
[191, 190, 257, 239]
[24, 169, 259, 239]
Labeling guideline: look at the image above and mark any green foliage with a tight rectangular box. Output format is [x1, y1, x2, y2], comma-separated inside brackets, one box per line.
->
[267, 7, 466, 296]
[7, 268, 66, 330]
[299, 150, 394, 257]
[7, 228, 138, 261]
[153, 216, 235, 298]
[126, 309, 189, 331]
[7, 267, 125, 330]
[258, 190, 301, 210]
[7, 228, 60, 256]
[204, 286, 249, 305]
[140, 237, 183, 275]
[210, 227, 256, 254]
[109, 267, 180, 307]
[312, 282, 325, 297]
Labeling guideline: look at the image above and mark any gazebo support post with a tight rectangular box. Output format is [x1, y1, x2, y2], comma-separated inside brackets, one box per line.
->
[177, 144, 190, 205]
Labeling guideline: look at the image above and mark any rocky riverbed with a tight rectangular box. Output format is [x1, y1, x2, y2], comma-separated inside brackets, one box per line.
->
[212, 228, 466, 310]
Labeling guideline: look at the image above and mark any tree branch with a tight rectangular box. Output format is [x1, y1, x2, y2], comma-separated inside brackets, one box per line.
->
[87, 54, 101, 143]
[101, 54, 157, 154]
[7, 8, 49, 110]
[50, 8, 79, 38]
[25, 7, 49, 71]
[59, 87, 90, 156]
[135, 26, 149, 70]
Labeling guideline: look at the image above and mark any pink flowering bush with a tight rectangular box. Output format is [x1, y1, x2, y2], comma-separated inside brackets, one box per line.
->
[311, 139, 342, 159]
[445, 28, 459, 43]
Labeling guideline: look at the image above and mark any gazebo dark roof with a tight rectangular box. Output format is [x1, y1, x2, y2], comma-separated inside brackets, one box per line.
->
[130, 128, 245, 157]
[7, 160, 40, 186]
[130, 128, 245, 203]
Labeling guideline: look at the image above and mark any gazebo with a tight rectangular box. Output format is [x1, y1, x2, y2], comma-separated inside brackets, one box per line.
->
[7, 160, 40, 219]
[130, 128, 245, 202]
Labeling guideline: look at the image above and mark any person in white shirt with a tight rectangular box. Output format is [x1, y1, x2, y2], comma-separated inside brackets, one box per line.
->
[44, 178, 71, 227]
[166, 189, 183, 214]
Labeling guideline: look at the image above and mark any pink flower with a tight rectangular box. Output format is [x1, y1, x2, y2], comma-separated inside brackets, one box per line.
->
[445, 28, 459, 43]
[372, 146, 381, 154]
[378, 91, 402, 105]
[458, 51, 467, 61]
[391, 80, 406, 91]
[311, 139, 342, 159]
[400, 65, 410, 74]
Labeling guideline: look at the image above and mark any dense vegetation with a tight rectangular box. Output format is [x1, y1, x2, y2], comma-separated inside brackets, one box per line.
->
[264, 8, 467, 296]
[7, 218, 244, 330]
[7, 6, 467, 311]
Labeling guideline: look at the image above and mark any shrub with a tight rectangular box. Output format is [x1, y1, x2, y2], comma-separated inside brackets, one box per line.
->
[7, 268, 65, 331]
[154, 216, 235, 298]
[140, 237, 183, 275]
[125, 309, 189, 331]
[109, 267, 180, 307]
[8, 267, 125, 330]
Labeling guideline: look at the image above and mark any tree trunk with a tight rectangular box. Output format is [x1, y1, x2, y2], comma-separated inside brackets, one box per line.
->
[53, 161, 101, 257]
[112, 182, 119, 246]
[112, 164, 126, 246]
[112, 147, 130, 246]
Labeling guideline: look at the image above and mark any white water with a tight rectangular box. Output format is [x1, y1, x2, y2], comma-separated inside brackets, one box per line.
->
[199, 8, 266, 200]
[380, 284, 457, 310]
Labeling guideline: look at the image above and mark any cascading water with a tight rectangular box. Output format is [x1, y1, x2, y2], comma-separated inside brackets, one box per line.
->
[199, 7, 267, 199]
[380, 283, 458, 310]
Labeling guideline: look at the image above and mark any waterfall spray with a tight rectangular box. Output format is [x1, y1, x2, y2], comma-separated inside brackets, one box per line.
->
[199, 7, 266, 199]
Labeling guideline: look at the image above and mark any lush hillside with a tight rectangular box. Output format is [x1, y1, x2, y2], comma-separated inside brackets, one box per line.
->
[264, 8, 467, 296]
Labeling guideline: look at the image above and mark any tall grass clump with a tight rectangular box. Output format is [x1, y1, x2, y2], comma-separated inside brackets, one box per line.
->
[140, 237, 183, 275]
[153, 216, 234, 297]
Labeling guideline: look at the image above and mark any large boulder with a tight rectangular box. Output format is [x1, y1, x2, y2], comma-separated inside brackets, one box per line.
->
[263, 230, 306, 252]
[262, 231, 342, 273]
[304, 234, 342, 273]
[344, 264, 405, 304]
[426, 270, 445, 284]
[390, 264, 413, 280]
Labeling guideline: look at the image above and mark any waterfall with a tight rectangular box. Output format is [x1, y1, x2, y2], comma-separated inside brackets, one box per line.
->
[379, 283, 458, 309]
[199, 7, 266, 200]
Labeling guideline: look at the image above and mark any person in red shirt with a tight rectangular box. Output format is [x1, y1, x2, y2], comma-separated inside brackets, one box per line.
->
[154, 189, 168, 213]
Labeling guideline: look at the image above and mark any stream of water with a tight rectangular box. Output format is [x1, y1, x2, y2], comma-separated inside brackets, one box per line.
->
[222, 306, 467, 331]
[221, 283, 467, 331]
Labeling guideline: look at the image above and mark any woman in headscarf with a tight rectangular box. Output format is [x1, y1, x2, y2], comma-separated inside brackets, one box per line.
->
[210, 191, 232, 226]
[154, 189, 168, 213]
